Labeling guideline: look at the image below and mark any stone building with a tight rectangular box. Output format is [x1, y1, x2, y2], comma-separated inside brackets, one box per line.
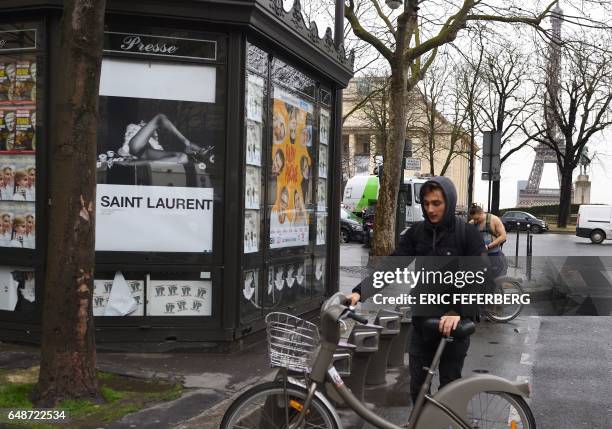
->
[342, 77, 471, 210]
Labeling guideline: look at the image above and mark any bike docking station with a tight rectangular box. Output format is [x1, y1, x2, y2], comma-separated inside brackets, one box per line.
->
[387, 305, 412, 368]
[343, 320, 383, 403]
[365, 310, 402, 386]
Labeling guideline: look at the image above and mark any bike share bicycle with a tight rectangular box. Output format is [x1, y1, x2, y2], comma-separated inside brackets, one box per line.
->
[221, 292, 535, 429]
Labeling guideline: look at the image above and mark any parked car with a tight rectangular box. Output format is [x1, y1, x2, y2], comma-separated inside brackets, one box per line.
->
[501, 211, 548, 233]
[576, 204, 612, 244]
[340, 208, 363, 243]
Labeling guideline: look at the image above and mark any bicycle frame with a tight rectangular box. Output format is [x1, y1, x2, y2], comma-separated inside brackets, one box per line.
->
[282, 293, 531, 429]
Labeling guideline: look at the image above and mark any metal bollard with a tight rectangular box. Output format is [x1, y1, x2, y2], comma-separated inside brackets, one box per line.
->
[342, 323, 382, 402]
[387, 305, 412, 368]
[365, 310, 401, 386]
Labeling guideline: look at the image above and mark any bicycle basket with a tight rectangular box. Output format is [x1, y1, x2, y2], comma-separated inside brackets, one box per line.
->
[265, 312, 320, 372]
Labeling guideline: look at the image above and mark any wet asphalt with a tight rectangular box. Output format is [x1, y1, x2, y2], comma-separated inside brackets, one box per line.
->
[338, 240, 612, 429]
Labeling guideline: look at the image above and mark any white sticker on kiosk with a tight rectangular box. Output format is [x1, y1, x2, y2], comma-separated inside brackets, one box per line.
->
[328, 367, 344, 387]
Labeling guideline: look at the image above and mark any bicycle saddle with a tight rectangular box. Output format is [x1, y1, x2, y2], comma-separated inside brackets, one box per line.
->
[423, 318, 476, 339]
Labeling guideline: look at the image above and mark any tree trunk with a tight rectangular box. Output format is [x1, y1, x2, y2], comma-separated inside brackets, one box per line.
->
[371, 64, 407, 256]
[32, 0, 106, 407]
[557, 167, 573, 228]
[491, 180, 500, 215]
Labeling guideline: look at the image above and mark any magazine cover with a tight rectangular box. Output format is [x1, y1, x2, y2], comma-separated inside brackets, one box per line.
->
[13, 60, 36, 103]
[246, 74, 264, 122]
[245, 120, 262, 166]
[0, 108, 15, 151]
[244, 210, 259, 254]
[13, 108, 35, 151]
[0, 62, 15, 102]
[0, 200, 35, 249]
[245, 166, 261, 210]
[0, 154, 36, 201]
[317, 178, 327, 211]
[318, 144, 328, 179]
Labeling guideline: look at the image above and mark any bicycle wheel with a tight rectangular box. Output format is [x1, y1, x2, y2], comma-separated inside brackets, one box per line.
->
[220, 381, 338, 429]
[484, 280, 524, 323]
[466, 391, 536, 429]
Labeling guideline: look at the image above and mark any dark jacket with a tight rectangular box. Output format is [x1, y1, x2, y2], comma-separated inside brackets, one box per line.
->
[352, 176, 486, 318]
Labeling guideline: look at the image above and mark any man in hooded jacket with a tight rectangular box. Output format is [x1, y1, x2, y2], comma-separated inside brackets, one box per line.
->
[348, 176, 487, 404]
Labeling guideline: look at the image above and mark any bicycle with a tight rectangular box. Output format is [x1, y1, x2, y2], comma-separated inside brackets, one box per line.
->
[221, 292, 536, 429]
[483, 276, 525, 323]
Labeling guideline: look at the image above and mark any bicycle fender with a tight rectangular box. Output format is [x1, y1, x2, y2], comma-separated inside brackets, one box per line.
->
[287, 376, 344, 428]
[417, 374, 530, 428]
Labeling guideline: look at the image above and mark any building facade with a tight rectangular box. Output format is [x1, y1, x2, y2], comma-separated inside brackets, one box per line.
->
[342, 78, 470, 210]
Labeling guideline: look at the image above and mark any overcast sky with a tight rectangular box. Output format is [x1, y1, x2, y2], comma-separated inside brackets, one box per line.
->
[298, 0, 612, 208]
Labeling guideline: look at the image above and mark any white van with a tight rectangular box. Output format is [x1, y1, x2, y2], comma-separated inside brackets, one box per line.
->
[342, 174, 428, 226]
[576, 205, 612, 244]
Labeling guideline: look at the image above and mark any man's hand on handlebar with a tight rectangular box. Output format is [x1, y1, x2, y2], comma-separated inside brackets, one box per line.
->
[347, 292, 361, 306]
[439, 315, 460, 337]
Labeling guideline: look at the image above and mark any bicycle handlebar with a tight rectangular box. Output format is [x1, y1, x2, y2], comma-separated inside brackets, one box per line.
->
[345, 311, 368, 325]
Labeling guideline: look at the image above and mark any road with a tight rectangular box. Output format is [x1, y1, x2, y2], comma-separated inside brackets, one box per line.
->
[338, 239, 612, 429]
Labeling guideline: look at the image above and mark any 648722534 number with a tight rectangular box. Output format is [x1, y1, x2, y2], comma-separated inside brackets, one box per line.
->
[1, 409, 69, 423]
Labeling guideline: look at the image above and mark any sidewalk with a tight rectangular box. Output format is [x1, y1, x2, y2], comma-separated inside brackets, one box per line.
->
[0, 340, 276, 428]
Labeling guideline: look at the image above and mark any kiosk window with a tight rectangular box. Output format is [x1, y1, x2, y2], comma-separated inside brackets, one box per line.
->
[95, 57, 224, 253]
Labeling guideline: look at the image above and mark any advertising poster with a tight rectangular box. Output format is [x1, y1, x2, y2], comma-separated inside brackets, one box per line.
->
[242, 269, 258, 301]
[13, 60, 36, 103]
[245, 166, 261, 209]
[147, 279, 212, 316]
[0, 62, 15, 101]
[0, 201, 35, 249]
[93, 275, 144, 317]
[244, 210, 259, 254]
[97, 57, 220, 253]
[13, 108, 35, 151]
[313, 257, 326, 294]
[245, 120, 262, 166]
[316, 213, 327, 245]
[96, 184, 213, 253]
[318, 144, 328, 179]
[269, 86, 314, 248]
[0, 154, 36, 201]
[320, 108, 330, 145]
[0, 109, 16, 151]
[246, 74, 264, 122]
[317, 178, 327, 211]
[0, 266, 18, 311]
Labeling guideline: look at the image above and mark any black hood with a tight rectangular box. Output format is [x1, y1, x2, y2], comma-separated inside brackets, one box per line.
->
[419, 176, 457, 229]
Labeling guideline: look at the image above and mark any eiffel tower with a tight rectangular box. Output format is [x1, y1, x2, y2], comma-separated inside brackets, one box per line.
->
[518, 4, 566, 207]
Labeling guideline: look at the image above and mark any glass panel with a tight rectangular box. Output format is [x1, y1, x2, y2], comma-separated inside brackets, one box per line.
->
[313, 256, 326, 296]
[240, 269, 260, 322]
[320, 88, 332, 106]
[0, 266, 35, 312]
[263, 260, 310, 311]
[316, 212, 327, 245]
[271, 58, 315, 99]
[246, 43, 267, 75]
